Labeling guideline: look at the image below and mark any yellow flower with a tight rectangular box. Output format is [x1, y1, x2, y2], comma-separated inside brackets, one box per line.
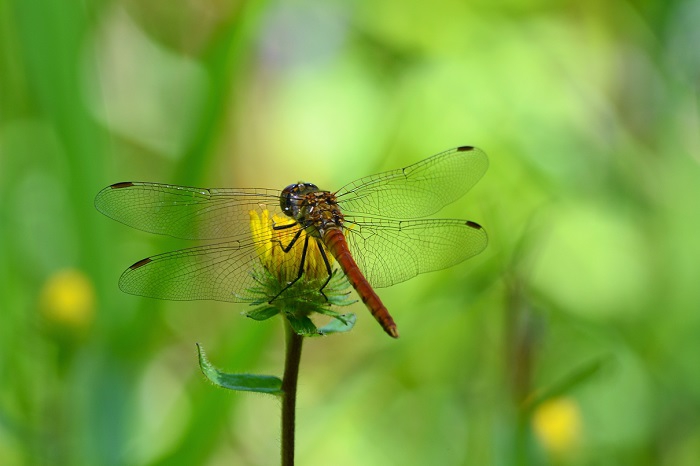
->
[246, 210, 354, 335]
[532, 397, 583, 457]
[39, 268, 95, 331]
[249, 209, 332, 285]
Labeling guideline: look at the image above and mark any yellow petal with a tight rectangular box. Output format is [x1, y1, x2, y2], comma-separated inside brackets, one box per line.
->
[248, 209, 333, 284]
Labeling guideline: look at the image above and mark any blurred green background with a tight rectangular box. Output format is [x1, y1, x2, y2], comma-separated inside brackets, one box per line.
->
[2, 0, 700, 465]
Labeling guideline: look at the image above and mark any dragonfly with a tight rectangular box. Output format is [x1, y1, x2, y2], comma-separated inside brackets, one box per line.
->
[94, 146, 488, 338]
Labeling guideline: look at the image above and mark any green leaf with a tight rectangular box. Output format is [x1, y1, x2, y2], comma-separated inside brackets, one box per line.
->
[285, 315, 319, 336]
[246, 305, 280, 321]
[318, 313, 356, 335]
[197, 343, 282, 395]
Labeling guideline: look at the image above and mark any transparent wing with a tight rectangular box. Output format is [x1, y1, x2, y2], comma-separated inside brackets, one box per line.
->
[94, 182, 281, 240]
[118, 228, 305, 302]
[343, 217, 487, 288]
[98, 148, 489, 302]
[335, 146, 488, 219]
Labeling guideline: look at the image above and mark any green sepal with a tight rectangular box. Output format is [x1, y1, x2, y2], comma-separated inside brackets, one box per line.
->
[285, 314, 319, 336]
[197, 343, 283, 395]
[242, 266, 355, 310]
[325, 291, 357, 307]
[317, 313, 356, 335]
[246, 306, 280, 321]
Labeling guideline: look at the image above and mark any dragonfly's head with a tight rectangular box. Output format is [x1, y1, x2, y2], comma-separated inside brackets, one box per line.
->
[280, 182, 320, 219]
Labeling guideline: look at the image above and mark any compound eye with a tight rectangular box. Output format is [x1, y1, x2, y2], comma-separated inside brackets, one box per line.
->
[280, 184, 296, 214]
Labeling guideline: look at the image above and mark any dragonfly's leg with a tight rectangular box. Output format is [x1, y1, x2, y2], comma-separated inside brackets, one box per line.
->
[272, 221, 297, 231]
[315, 239, 334, 302]
[279, 228, 302, 253]
[269, 234, 309, 303]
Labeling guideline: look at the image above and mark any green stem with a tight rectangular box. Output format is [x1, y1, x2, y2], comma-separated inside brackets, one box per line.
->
[281, 318, 304, 466]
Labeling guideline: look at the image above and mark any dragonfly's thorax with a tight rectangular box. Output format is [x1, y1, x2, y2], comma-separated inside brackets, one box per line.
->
[280, 182, 344, 237]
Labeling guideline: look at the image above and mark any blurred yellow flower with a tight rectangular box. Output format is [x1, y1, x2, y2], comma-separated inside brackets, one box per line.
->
[39, 268, 95, 331]
[249, 209, 332, 285]
[532, 397, 583, 457]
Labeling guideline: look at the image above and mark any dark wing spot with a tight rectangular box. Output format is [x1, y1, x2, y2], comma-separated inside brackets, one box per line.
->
[465, 221, 482, 229]
[457, 146, 474, 152]
[111, 182, 135, 189]
[129, 257, 152, 269]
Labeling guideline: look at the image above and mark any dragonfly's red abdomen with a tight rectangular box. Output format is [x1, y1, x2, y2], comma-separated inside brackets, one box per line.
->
[322, 228, 399, 338]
